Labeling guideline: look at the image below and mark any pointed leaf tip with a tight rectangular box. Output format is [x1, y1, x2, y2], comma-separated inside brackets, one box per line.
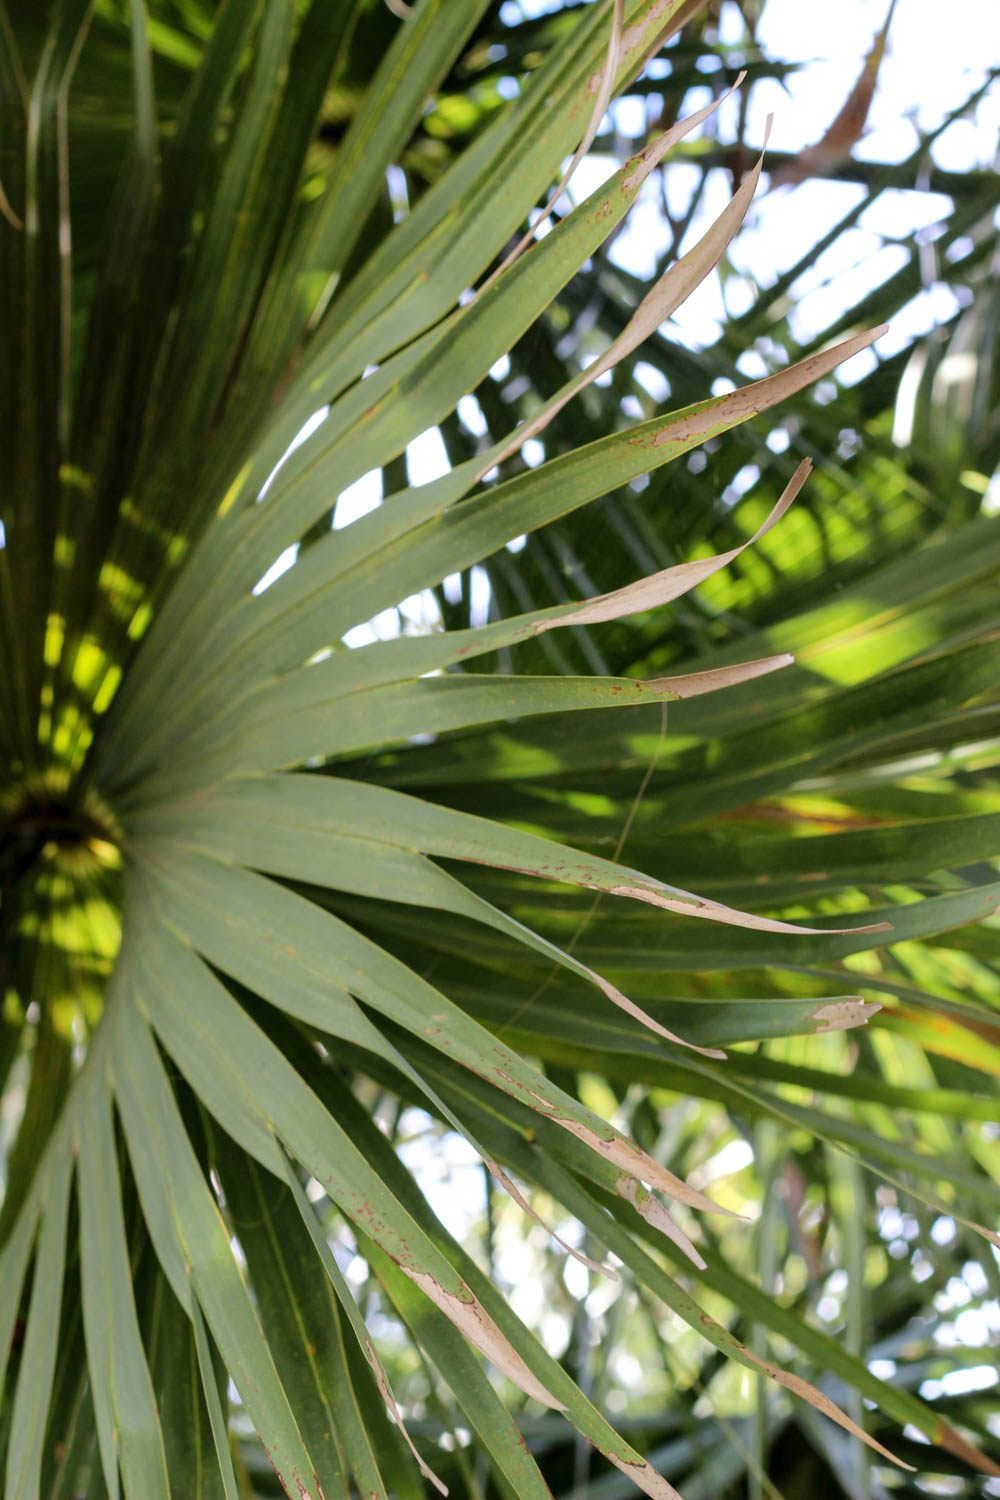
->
[401, 1270, 566, 1410]
[972, 1221, 1000, 1250]
[557, 1120, 741, 1218]
[484, 1157, 619, 1281]
[593, 972, 726, 1058]
[937, 1420, 1000, 1477]
[744, 1348, 916, 1470]
[364, 1339, 449, 1494]
[609, 884, 893, 939]
[812, 999, 881, 1033]
[606, 1452, 686, 1500]
[542, 461, 811, 637]
[616, 1177, 707, 1269]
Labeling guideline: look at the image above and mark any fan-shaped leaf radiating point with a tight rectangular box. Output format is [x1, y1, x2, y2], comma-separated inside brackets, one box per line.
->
[2, 0, 999, 1496]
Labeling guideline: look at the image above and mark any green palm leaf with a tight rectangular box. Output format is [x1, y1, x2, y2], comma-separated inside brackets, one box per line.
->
[2, 2, 999, 1497]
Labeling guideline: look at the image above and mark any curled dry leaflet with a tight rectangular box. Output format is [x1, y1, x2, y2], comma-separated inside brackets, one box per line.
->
[5, 0, 994, 1494]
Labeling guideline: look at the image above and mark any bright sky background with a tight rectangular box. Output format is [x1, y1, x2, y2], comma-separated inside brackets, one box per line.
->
[257, 0, 999, 600]
[573, 0, 999, 365]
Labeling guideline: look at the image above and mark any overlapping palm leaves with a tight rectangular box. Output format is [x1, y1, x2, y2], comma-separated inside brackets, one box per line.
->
[1, 1, 998, 1497]
[383, 8, 1000, 1492]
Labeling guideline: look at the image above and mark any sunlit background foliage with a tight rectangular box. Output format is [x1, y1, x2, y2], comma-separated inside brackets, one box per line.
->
[1, 1, 999, 1497]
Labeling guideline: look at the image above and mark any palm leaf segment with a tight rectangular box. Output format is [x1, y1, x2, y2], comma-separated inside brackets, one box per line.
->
[0, 2, 993, 1496]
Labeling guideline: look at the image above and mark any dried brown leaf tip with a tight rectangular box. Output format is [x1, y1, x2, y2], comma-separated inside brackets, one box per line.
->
[609, 882, 892, 938]
[557, 1118, 741, 1220]
[484, 79, 749, 457]
[588, 967, 726, 1059]
[484, 0, 626, 286]
[606, 1450, 686, 1500]
[743, 1347, 915, 1471]
[649, 326, 887, 447]
[485, 1155, 619, 1280]
[495, 6, 737, 285]
[772, 0, 898, 187]
[812, 998, 881, 1032]
[364, 1338, 449, 1494]
[971, 1220, 1000, 1251]
[646, 656, 794, 698]
[548, 460, 810, 633]
[616, 1175, 707, 1269]
[401, 1269, 566, 1410]
[936, 1420, 1000, 1478]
